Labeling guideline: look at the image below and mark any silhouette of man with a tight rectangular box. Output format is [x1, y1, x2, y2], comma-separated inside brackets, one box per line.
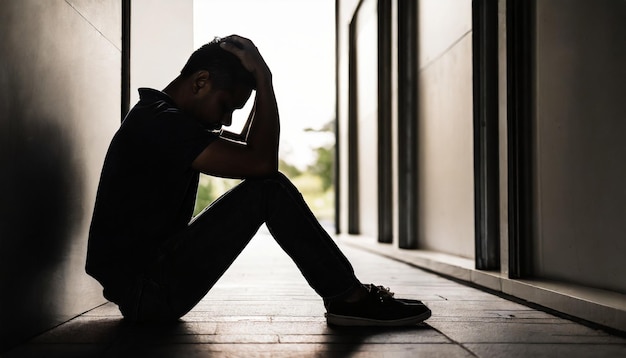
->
[86, 35, 431, 325]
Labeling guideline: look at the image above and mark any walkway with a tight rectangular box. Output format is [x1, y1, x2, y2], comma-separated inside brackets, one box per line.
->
[3, 228, 626, 357]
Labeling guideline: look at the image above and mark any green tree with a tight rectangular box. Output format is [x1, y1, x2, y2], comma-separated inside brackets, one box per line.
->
[308, 145, 334, 191]
[305, 119, 335, 192]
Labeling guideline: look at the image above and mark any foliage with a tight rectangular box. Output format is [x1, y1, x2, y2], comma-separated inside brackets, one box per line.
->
[307, 145, 334, 192]
[193, 176, 214, 215]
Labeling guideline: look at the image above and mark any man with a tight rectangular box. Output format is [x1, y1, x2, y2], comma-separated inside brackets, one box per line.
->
[86, 35, 431, 326]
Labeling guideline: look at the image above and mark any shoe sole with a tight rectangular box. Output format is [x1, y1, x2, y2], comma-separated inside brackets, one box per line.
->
[326, 309, 431, 326]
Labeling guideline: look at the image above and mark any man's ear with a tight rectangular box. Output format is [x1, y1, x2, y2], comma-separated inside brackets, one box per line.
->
[193, 70, 211, 94]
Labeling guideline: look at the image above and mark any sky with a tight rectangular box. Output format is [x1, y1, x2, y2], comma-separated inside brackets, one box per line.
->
[193, 0, 336, 168]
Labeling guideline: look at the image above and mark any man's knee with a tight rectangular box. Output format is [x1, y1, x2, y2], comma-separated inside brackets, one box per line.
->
[265, 171, 299, 191]
[257, 171, 287, 182]
[240, 172, 299, 202]
[247, 171, 290, 188]
[270, 171, 290, 183]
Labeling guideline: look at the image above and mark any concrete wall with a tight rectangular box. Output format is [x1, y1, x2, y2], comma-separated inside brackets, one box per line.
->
[416, 0, 474, 257]
[0, 0, 121, 350]
[532, 0, 626, 293]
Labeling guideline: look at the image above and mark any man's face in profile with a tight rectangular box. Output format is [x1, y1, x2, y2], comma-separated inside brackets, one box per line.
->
[195, 83, 252, 131]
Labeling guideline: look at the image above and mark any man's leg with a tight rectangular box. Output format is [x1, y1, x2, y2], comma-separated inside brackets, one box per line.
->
[140, 172, 361, 321]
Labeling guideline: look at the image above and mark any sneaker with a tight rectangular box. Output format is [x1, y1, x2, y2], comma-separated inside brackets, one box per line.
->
[325, 284, 431, 326]
[364, 284, 426, 305]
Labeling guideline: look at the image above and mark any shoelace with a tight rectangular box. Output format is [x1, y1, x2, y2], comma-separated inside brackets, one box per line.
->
[365, 284, 396, 301]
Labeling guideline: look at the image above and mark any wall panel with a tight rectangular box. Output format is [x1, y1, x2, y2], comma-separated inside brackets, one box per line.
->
[533, 0, 626, 293]
[416, 1, 474, 258]
[355, 0, 379, 237]
[0, 0, 120, 350]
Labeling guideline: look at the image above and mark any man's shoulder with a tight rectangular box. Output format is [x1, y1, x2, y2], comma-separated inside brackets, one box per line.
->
[122, 89, 186, 129]
[138, 87, 172, 103]
[135, 88, 181, 115]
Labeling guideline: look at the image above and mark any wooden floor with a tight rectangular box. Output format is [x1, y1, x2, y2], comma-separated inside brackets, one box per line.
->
[4, 227, 626, 357]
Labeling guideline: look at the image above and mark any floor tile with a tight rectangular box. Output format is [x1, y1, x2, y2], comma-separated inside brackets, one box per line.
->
[465, 343, 626, 358]
[429, 320, 625, 344]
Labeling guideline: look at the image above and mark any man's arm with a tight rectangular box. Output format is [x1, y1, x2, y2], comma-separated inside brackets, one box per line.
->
[192, 36, 280, 178]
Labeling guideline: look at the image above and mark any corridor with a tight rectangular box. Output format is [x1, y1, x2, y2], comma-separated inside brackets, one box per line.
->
[3, 229, 625, 358]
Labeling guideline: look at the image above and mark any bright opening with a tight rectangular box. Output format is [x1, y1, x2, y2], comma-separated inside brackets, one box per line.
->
[193, 0, 336, 225]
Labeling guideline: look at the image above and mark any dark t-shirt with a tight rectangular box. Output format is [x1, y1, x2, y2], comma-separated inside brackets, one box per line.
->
[86, 88, 217, 301]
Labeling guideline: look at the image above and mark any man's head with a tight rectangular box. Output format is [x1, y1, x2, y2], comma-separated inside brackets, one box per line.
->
[180, 38, 256, 91]
[174, 37, 255, 130]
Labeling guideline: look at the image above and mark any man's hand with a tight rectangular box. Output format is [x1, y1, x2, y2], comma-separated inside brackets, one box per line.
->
[192, 35, 280, 179]
[219, 35, 271, 81]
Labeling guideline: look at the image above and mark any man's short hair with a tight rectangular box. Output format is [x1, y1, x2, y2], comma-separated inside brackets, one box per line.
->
[180, 38, 256, 90]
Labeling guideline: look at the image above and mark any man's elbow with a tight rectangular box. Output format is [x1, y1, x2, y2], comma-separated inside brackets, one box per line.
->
[239, 151, 277, 178]
[256, 158, 279, 177]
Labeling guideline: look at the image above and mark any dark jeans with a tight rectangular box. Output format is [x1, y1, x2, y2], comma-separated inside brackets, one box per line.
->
[120, 172, 361, 322]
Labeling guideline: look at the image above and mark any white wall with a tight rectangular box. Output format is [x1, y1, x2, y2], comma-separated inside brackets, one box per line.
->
[130, 0, 194, 106]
